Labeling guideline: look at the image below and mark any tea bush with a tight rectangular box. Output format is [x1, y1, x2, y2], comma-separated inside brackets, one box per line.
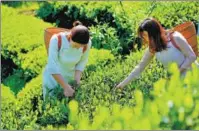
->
[2, 1, 25, 8]
[1, 48, 115, 129]
[150, 2, 199, 28]
[36, 1, 199, 54]
[2, 75, 69, 130]
[36, 1, 114, 28]
[1, 5, 52, 80]
[2, 49, 198, 130]
[1, 85, 17, 129]
[84, 48, 115, 77]
[74, 50, 168, 117]
[45, 63, 199, 130]
[89, 24, 121, 55]
[2, 5, 51, 62]
[3, 69, 28, 95]
[1, 2, 199, 130]
[1, 49, 166, 130]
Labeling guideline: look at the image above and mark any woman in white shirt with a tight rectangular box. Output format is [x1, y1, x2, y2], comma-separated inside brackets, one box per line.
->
[116, 18, 198, 89]
[43, 21, 92, 99]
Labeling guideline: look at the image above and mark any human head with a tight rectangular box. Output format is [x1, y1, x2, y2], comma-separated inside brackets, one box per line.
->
[69, 21, 90, 48]
[138, 18, 168, 53]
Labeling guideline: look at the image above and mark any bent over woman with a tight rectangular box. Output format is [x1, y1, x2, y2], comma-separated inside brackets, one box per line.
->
[117, 18, 198, 89]
[43, 21, 92, 99]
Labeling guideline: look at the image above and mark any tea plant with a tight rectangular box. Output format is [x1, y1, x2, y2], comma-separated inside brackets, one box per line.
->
[50, 63, 199, 130]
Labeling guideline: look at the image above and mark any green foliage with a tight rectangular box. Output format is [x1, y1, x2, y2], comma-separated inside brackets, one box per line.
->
[1, 85, 17, 129]
[150, 2, 199, 28]
[2, 5, 52, 80]
[3, 69, 27, 95]
[2, 48, 199, 130]
[87, 48, 115, 66]
[84, 48, 115, 77]
[2, 1, 25, 8]
[13, 75, 42, 129]
[74, 50, 168, 119]
[63, 64, 199, 130]
[1, 49, 167, 130]
[1, 2, 199, 130]
[36, 98, 69, 127]
[35, 1, 199, 54]
[2, 5, 50, 61]
[89, 24, 121, 55]
[1, 48, 115, 129]
[1, 75, 69, 130]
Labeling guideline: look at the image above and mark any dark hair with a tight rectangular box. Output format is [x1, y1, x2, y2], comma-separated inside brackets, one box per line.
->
[73, 21, 83, 27]
[138, 18, 168, 53]
[71, 21, 89, 45]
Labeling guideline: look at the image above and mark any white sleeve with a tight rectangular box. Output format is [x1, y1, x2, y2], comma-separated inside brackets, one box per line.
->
[46, 35, 62, 74]
[173, 32, 197, 69]
[75, 40, 92, 72]
[122, 48, 154, 85]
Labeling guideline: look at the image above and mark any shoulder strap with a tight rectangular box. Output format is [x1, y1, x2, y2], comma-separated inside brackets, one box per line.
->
[83, 46, 87, 53]
[82, 39, 91, 53]
[169, 31, 181, 51]
[57, 34, 62, 51]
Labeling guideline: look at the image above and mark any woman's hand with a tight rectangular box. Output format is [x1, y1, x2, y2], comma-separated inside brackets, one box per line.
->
[75, 70, 82, 88]
[116, 82, 126, 89]
[179, 67, 187, 75]
[63, 84, 75, 97]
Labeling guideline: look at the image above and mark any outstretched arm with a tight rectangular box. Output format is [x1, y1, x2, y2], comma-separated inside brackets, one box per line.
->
[116, 48, 154, 89]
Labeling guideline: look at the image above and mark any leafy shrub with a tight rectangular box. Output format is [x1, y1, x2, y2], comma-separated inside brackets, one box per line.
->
[2, 74, 69, 129]
[74, 50, 168, 119]
[36, 1, 113, 28]
[3, 69, 27, 95]
[2, 2, 199, 130]
[2, 1, 24, 8]
[36, 97, 69, 127]
[89, 24, 121, 55]
[36, 1, 199, 54]
[2, 5, 51, 61]
[13, 75, 43, 129]
[1, 85, 17, 129]
[87, 48, 115, 66]
[83, 48, 115, 78]
[150, 2, 199, 28]
[10, 75, 69, 129]
[1, 48, 115, 129]
[53, 63, 199, 130]
[1, 55, 18, 81]
[1, 5, 52, 80]
[2, 49, 198, 130]
[1, 49, 166, 130]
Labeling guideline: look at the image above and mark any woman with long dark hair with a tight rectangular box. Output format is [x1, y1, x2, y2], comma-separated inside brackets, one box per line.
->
[116, 18, 198, 89]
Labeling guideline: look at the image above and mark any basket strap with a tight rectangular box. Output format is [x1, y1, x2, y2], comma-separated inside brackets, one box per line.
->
[169, 31, 181, 51]
[83, 46, 87, 53]
[57, 34, 62, 51]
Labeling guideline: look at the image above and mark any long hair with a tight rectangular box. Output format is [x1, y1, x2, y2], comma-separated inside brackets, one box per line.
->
[138, 18, 168, 53]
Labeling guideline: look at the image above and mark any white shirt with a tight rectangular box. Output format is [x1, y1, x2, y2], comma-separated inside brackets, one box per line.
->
[42, 32, 91, 91]
[125, 31, 197, 81]
[155, 39, 185, 69]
